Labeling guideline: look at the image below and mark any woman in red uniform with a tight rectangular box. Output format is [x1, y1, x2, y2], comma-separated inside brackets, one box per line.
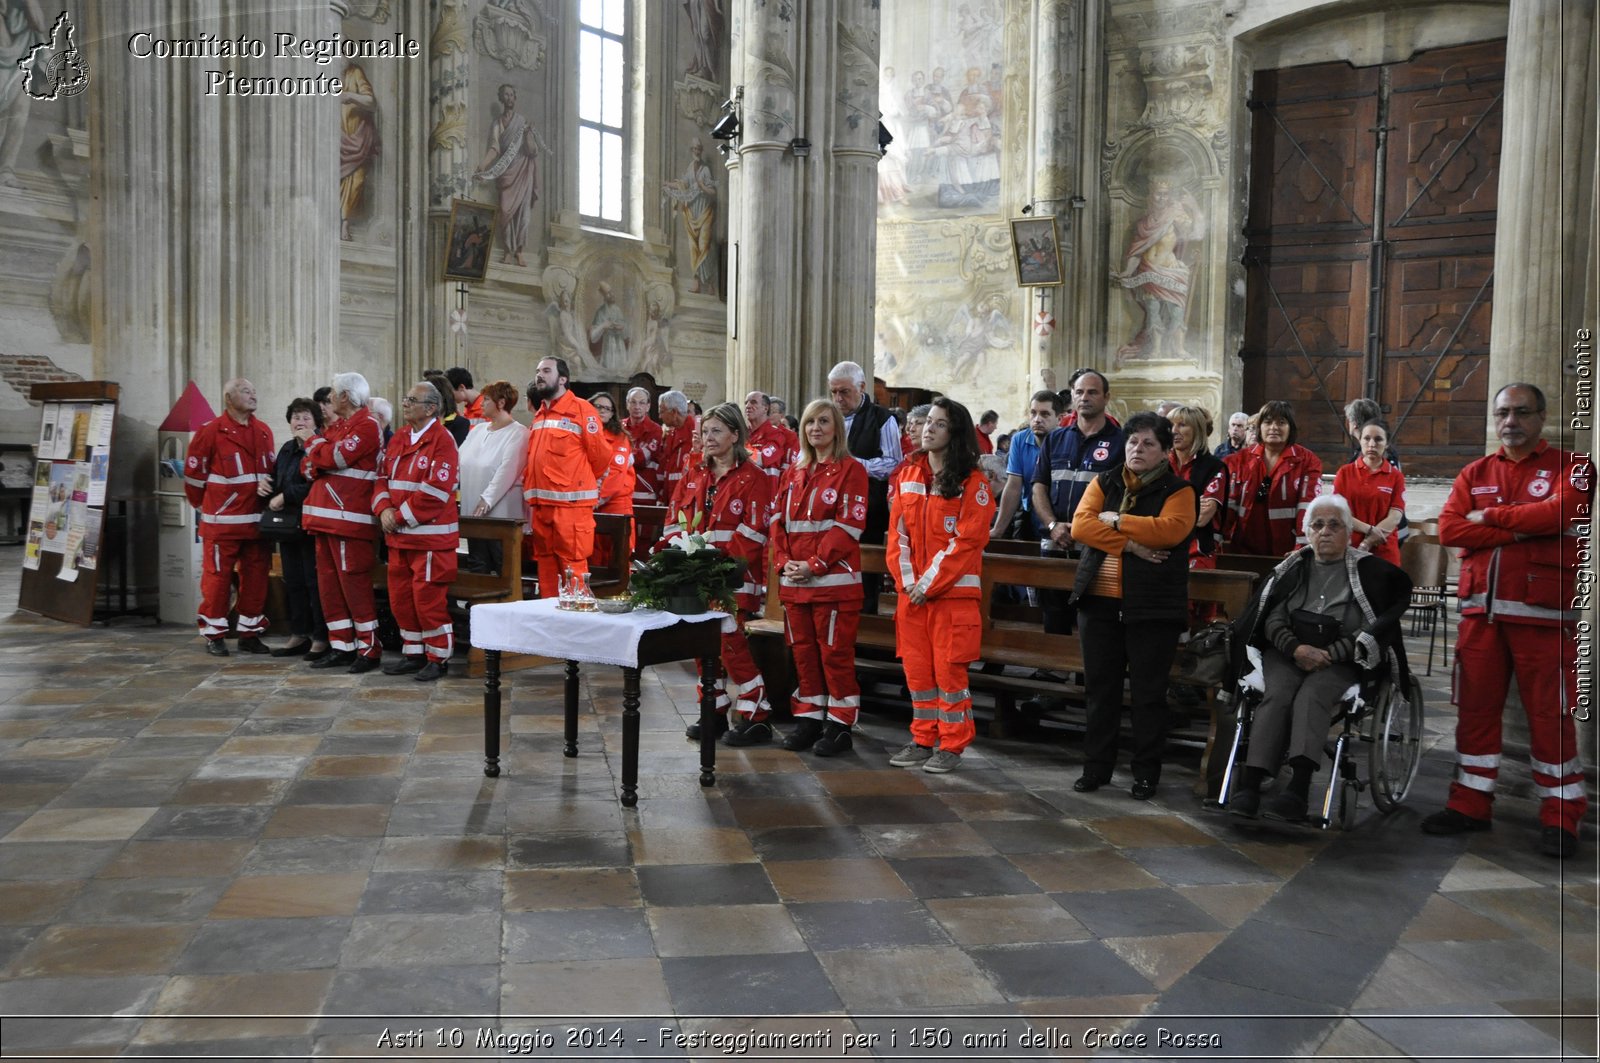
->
[1333, 420, 1405, 566]
[771, 399, 870, 756]
[589, 391, 635, 562]
[885, 398, 995, 773]
[1222, 400, 1322, 556]
[659, 402, 774, 746]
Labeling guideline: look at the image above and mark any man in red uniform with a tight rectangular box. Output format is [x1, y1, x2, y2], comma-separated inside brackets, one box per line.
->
[657, 390, 699, 502]
[1422, 383, 1590, 858]
[624, 386, 665, 506]
[302, 372, 384, 672]
[447, 367, 486, 425]
[184, 378, 276, 656]
[976, 409, 999, 454]
[522, 357, 613, 596]
[745, 390, 799, 484]
[374, 380, 461, 681]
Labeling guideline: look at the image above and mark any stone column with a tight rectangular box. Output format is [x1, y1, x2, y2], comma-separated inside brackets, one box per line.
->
[1487, 0, 1596, 449]
[1029, 0, 1084, 382]
[825, 2, 881, 390]
[425, 0, 472, 380]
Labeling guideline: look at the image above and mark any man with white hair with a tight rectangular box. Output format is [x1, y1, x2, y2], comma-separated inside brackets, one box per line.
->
[657, 390, 698, 501]
[624, 386, 664, 505]
[184, 378, 276, 656]
[1214, 411, 1249, 458]
[827, 360, 902, 612]
[303, 371, 385, 672]
[745, 390, 798, 481]
[367, 397, 394, 445]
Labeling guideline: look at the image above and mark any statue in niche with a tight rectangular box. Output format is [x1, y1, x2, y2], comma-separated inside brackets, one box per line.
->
[637, 300, 670, 377]
[473, 83, 546, 267]
[339, 64, 380, 241]
[1111, 176, 1205, 363]
[547, 286, 599, 372]
[682, 0, 723, 82]
[0, 0, 49, 187]
[587, 281, 630, 371]
[661, 139, 718, 294]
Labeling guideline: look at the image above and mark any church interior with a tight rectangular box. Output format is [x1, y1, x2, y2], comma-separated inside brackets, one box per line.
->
[0, 0, 1596, 1057]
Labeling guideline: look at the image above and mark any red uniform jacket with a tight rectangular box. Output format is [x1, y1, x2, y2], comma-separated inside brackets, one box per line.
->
[749, 419, 800, 482]
[771, 457, 869, 603]
[624, 415, 665, 504]
[597, 428, 636, 515]
[302, 407, 382, 539]
[523, 389, 611, 509]
[659, 458, 771, 613]
[1333, 458, 1406, 565]
[886, 454, 994, 602]
[1222, 443, 1322, 554]
[1439, 439, 1591, 627]
[660, 414, 699, 500]
[374, 417, 460, 552]
[184, 412, 276, 540]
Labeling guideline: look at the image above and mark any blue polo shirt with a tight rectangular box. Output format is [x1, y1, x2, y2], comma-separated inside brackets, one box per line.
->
[1006, 430, 1043, 513]
[1032, 418, 1124, 527]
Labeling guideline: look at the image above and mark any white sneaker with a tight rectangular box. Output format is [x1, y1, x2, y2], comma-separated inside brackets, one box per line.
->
[889, 742, 934, 767]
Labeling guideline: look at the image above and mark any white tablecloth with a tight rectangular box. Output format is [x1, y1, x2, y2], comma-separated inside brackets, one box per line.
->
[470, 597, 726, 668]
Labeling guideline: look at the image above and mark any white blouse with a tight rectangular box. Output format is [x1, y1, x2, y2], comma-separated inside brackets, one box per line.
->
[457, 419, 530, 521]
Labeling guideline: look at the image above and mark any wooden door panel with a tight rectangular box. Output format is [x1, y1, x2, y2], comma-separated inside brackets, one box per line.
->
[1248, 63, 1377, 238]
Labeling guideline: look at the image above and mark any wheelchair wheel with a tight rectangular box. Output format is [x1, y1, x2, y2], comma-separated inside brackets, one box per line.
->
[1370, 673, 1425, 812]
[1338, 779, 1359, 830]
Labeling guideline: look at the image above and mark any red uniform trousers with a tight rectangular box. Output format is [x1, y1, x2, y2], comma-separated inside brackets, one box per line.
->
[701, 613, 768, 721]
[315, 534, 380, 659]
[784, 599, 862, 726]
[897, 598, 980, 754]
[530, 506, 595, 598]
[198, 537, 271, 641]
[1448, 616, 1587, 833]
[388, 547, 457, 662]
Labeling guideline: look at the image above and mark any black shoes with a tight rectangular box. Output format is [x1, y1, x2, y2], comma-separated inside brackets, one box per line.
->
[1072, 773, 1111, 793]
[309, 650, 357, 670]
[1262, 790, 1308, 824]
[270, 639, 311, 658]
[348, 655, 381, 675]
[812, 722, 854, 758]
[723, 718, 774, 747]
[782, 718, 824, 752]
[235, 637, 270, 655]
[414, 661, 446, 682]
[1130, 778, 1158, 801]
[1541, 826, 1578, 858]
[382, 658, 424, 676]
[685, 715, 730, 743]
[204, 640, 229, 657]
[1420, 808, 1491, 835]
[1228, 786, 1261, 818]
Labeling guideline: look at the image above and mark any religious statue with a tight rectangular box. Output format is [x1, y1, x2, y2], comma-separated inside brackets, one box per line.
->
[587, 281, 629, 370]
[339, 64, 380, 242]
[1111, 177, 1205, 363]
[0, 0, 49, 187]
[682, 0, 723, 82]
[473, 83, 545, 267]
[547, 286, 600, 372]
[661, 139, 718, 294]
[638, 301, 670, 376]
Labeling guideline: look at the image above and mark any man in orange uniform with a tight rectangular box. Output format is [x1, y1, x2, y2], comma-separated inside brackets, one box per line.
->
[657, 390, 699, 502]
[184, 377, 276, 656]
[1422, 383, 1591, 859]
[624, 386, 664, 505]
[374, 380, 461, 681]
[302, 372, 384, 672]
[522, 357, 612, 596]
[745, 390, 798, 483]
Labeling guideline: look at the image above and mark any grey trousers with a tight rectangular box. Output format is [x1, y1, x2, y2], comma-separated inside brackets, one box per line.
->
[1245, 647, 1361, 771]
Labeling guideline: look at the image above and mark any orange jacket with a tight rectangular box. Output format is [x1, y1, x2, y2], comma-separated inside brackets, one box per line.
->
[597, 427, 636, 515]
[660, 458, 772, 613]
[301, 407, 382, 539]
[373, 417, 460, 552]
[522, 389, 612, 509]
[771, 457, 868, 603]
[886, 454, 994, 602]
[183, 412, 276, 540]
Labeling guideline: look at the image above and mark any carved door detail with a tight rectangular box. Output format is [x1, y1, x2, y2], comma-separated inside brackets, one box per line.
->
[1243, 39, 1504, 476]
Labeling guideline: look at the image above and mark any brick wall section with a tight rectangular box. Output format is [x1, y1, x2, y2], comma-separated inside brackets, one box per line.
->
[0, 354, 84, 402]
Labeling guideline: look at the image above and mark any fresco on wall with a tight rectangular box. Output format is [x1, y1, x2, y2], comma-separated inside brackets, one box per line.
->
[681, 0, 723, 82]
[661, 139, 718, 294]
[1108, 148, 1207, 367]
[339, 64, 380, 241]
[473, 82, 548, 266]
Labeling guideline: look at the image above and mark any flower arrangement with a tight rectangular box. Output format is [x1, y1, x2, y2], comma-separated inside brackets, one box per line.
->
[628, 510, 747, 614]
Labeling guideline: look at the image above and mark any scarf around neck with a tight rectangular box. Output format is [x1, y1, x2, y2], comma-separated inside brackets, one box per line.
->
[1119, 463, 1169, 514]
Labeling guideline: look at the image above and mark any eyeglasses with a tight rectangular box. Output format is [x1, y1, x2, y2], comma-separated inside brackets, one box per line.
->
[1308, 520, 1346, 532]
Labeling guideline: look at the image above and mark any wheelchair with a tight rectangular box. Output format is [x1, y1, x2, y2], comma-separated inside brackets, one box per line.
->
[1214, 643, 1425, 829]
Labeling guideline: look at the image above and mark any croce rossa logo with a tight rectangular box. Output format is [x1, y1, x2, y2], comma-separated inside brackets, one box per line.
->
[17, 10, 90, 102]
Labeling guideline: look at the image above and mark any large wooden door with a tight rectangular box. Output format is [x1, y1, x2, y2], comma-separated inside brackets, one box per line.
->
[1243, 39, 1504, 477]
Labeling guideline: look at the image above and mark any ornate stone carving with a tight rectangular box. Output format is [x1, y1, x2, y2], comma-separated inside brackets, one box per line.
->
[345, 0, 391, 22]
[473, 0, 546, 72]
[429, 0, 472, 208]
[1135, 44, 1214, 131]
[674, 74, 725, 127]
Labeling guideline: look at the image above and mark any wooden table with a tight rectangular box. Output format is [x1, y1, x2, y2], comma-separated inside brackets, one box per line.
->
[471, 599, 724, 807]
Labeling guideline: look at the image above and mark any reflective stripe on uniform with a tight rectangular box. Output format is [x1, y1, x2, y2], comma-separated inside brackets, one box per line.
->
[1267, 507, 1297, 520]
[1536, 782, 1587, 799]
[781, 571, 861, 589]
[908, 687, 938, 702]
[525, 487, 599, 503]
[898, 481, 927, 495]
[201, 512, 260, 525]
[396, 523, 459, 536]
[1457, 752, 1500, 768]
[207, 472, 260, 485]
[302, 505, 374, 525]
[532, 420, 582, 435]
[1049, 469, 1098, 483]
[954, 574, 980, 589]
[1530, 754, 1582, 776]
[328, 467, 378, 480]
[1455, 770, 1496, 792]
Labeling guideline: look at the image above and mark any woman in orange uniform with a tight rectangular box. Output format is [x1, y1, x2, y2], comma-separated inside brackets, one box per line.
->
[885, 398, 994, 773]
[771, 399, 870, 756]
[1332, 421, 1405, 566]
[589, 391, 635, 562]
[659, 402, 773, 746]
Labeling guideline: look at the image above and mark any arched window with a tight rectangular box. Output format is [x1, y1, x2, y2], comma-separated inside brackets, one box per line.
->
[577, 0, 628, 227]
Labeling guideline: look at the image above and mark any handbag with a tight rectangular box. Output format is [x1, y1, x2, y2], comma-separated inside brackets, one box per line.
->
[1176, 620, 1231, 687]
[257, 507, 302, 542]
[1290, 608, 1341, 648]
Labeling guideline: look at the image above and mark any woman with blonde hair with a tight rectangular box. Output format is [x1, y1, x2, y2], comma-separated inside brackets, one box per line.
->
[770, 399, 870, 755]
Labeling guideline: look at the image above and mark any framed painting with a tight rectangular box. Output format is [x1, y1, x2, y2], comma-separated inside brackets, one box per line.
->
[1011, 215, 1063, 287]
[442, 198, 498, 283]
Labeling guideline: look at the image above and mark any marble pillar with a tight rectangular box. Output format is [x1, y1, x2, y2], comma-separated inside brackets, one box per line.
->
[1487, 0, 1596, 449]
[1029, 0, 1087, 386]
[426, 0, 472, 380]
[826, 2, 882, 391]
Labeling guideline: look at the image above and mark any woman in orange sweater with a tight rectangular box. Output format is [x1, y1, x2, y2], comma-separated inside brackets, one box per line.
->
[1069, 411, 1197, 800]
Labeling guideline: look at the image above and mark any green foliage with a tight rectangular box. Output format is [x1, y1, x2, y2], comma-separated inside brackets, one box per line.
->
[629, 518, 747, 613]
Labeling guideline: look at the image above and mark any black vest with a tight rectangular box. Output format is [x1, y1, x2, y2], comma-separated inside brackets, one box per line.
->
[845, 397, 894, 543]
[1071, 467, 1194, 625]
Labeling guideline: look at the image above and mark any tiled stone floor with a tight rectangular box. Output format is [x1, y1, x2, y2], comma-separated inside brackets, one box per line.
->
[0, 545, 1594, 1061]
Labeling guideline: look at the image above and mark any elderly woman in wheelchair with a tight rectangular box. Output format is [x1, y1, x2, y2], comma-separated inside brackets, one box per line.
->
[1221, 493, 1417, 825]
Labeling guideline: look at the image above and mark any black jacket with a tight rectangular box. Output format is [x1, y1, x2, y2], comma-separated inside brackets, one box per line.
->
[272, 438, 314, 511]
[845, 396, 896, 544]
[1071, 466, 1195, 626]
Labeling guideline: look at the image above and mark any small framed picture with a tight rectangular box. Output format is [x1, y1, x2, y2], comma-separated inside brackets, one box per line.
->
[442, 198, 498, 283]
[1011, 215, 1063, 287]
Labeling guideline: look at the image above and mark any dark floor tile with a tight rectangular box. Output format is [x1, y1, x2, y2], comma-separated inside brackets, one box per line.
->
[47, 778, 182, 809]
[834, 794, 961, 825]
[341, 913, 501, 967]
[1143, 974, 1339, 1054]
[504, 908, 655, 962]
[0, 923, 43, 969]
[233, 716, 335, 736]
[109, 736, 228, 759]
[507, 832, 632, 868]
[887, 856, 1042, 899]
[240, 838, 381, 875]
[748, 825, 875, 862]
[661, 952, 841, 1015]
[1188, 919, 1388, 1005]
[1126, 845, 1277, 886]
[964, 817, 1102, 855]
[0, 975, 166, 1049]
[356, 871, 502, 915]
[319, 965, 500, 1033]
[0, 841, 124, 880]
[137, 805, 274, 841]
[972, 941, 1155, 1000]
[281, 777, 405, 806]
[1053, 887, 1224, 938]
[176, 917, 352, 974]
[637, 862, 777, 907]
[60, 878, 229, 923]
[315, 735, 416, 756]
[788, 899, 951, 951]
[713, 772, 829, 799]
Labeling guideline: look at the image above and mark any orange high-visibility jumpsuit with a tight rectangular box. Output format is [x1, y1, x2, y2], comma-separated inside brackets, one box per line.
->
[522, 389, 613, 596]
